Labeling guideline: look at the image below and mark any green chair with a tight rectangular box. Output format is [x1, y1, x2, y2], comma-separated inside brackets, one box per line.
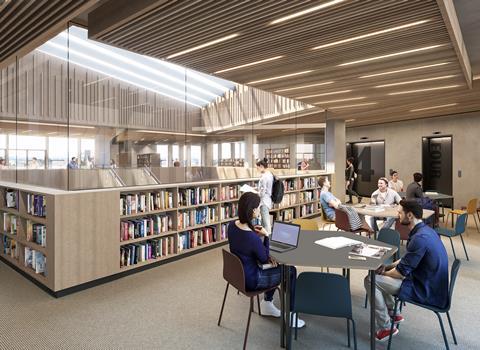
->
[387, 259, 461, 350]
[436, 213, 469, 261]
[292, 272, 357, 349]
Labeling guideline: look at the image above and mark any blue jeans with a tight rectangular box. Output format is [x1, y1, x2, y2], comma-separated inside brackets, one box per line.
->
[255, 265, 297, 310]
[260, 204, 272, 234]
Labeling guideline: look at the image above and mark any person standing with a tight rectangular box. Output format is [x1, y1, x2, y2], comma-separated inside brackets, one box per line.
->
[345, 157, 362, 203]
[406, 172, 424, 199]
[256, 158, 274, 234]
[364, 199, 448, 341]
[388, 170, 404, 193]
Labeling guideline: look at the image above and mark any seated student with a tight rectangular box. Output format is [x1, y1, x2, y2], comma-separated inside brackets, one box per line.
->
[406, 172, 424, 199]
[369, 177, 402, 231]
[228, 192, 305, 328]
[318, 176, 341, 221]
[364, 199, 448, 341]
[388, 170, 404, 193]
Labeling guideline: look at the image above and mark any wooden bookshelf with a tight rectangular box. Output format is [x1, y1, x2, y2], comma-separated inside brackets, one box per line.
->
[0, 172, 332, 296]
[265, 147, 290, 169]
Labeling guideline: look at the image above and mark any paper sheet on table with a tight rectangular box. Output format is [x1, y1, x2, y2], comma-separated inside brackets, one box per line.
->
[314, 237, 362, 249]
[349, 243, 392, 259]
[239, 184, 258, 194]
[425, 191, 439, 195]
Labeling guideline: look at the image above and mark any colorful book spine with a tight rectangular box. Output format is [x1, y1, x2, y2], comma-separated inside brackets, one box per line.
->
[26, 194, 46, 217]
[177, 206, 217, 230]
[120, 214, 173, 242]
[178, 187, 218, 207]
[120, 235, 176, 267]
[220, 203, 238, 220]
[24, 246, 46, 275]
[2, 235, 19, 259]
[3, 213, 18, 235]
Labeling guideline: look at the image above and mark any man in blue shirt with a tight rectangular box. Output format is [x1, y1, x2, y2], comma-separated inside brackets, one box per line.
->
[364, 199, 449, 342]
[318, 176, 341, 220]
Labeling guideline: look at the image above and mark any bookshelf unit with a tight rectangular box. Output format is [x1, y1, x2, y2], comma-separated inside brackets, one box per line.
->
[265, 147, 290, 169]
[0, 171, 332, 296]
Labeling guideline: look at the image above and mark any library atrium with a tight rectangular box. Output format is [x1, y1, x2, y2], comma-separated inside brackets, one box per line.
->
[1, 1, 480, 349]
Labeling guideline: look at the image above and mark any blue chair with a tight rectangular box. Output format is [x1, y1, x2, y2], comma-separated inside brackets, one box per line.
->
[364, 228, 401, 308]
[387, 259, 461, 350]
[292, 272, 357, 349]
[436, 213, 469, 260]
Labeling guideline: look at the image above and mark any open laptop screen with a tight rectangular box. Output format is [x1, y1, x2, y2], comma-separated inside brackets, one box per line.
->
[271, 221, 300, 247]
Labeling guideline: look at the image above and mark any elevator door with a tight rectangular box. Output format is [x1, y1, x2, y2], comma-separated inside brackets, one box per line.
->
[422, 136, 452, 195]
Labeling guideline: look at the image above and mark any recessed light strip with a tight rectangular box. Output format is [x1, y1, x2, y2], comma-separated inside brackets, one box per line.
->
[339, 45, 445, 66]
[374, 75, 457, 88]
[359, 62, 451, 78]
[215, 56, 283, 74]
[275, 81, 334, 92]
[314, 97, 366, 104]
[270, 0, 346, 24]
[297, 90, 352, 99]
[248, 70, 313, 84]
[388, 85, 460, 95]
[136, 130, 207, 137]
[167, 34, 239, 59]
[410, 103, 458, 112]
[329, 102, 377, 110]
[313, 20, 430, 50]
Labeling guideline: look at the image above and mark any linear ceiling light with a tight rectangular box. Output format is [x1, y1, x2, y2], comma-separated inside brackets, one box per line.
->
[297, 90, 352, 99]
[329, 102, 377, 110]
[410, 103, 458, 112]
[270, 0, 346, 24]
[388, 85, 460, 95]
[338, 45, 445, 66]
[214, 56, 284, 74]
[314, 97, 366, 104]
[313, 20, 430, 50]
[275, 81, 334, 92]
[248, 70, 313, 84]
[474, 75, 480, 80]
[374, 75, 457, 88]
[359, 62, 451, 78]
[136, 130, 207, 137]
[167, 34, 239, 59]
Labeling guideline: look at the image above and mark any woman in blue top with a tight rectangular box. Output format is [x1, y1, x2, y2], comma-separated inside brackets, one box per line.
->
[228, 192, 305, 328]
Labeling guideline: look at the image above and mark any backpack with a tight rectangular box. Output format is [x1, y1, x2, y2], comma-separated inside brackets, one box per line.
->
[271, 175, 285, 204]
[416, 196, 439, 227]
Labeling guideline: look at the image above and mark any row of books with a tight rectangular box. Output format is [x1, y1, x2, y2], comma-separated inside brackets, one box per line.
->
[177, 227, 217, 251]
[26, 221, 46, 247]
[120, 191, 174, 216]
[25, 247, 46, 275]
[27, 194, 46, 217]
[120, 214, 173, 242]
[3, 213, 17, 235]
[300, 203, 316, 217]
[283, 179, 297, 191]
[299, 190, 315, 203]
[279, 193, 297, 209]
[220, 223, 229, 241]
[278, 208, 296, 222]
[220, 203, 238, 220]
[220, 185, 240, 201]
[301, 177, 317, 189]
[5, 190, 18, 209]
[178, 187, 218, 207]
[177, 207, 218, 230]
[120, 236, 176, 267]
[2, 235, 18, 259]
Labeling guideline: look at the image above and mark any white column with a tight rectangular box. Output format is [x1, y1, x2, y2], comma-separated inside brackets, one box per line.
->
[326, 118, 346, 200]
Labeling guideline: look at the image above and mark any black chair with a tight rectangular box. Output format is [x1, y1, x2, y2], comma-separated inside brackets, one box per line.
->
[292, 272, 357, 349]
[218, 249, 280, 350]
[387, 259, 461, 350]
[436, 213, 469, 261]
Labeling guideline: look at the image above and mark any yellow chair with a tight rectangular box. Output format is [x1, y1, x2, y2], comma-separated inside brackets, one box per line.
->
[292, 218, 319, 231]
[319, 206, 336, 230]
[446, 198, 479, 233]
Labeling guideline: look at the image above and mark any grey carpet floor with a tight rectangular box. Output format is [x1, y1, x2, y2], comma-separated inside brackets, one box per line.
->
[1, 220, 480, 350]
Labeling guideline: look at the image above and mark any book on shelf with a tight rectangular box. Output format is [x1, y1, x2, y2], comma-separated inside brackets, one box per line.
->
[282, 179, 297, 191]
[220, 223, 229, 241]
[301, 177, 317, 189]
[220, 184, 240, 201]
[26, 194, 46, 217]
[5, 190, 18, 209]
[2, 235, 19, 259]
[278, 193, 297, 209]
[177, 207, 218, 230]
[279, 208, 296, 222]
[3, 213, 18, 235]
[24, 246, 46, 275]
[120, 235, 176, 267]
[26, 220, 47, 247]
[120, 190, 174, 216]
[220, 203, 238, 220]
[299, 190, 315, 203]
[177, 226, 217, 252]
[300, 203, 315, 216]
[178, 187, 218, 207]
[120, 214, 173, 241]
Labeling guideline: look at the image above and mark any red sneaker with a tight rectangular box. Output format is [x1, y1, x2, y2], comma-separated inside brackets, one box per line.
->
[391, 314, 404, 324]
[376, 327, 399, 342]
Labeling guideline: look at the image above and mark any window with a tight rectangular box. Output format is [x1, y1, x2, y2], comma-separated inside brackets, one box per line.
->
[212, 143, 218, 165]
[172, 144, 179, 165]
[156, 144, 169, 167]
[48, 137, 78, 169]
[253, 144, 259, 160]
[80, 138, 95, 167]
[190, 145, 202, 166]
[221, 143, 231, 159]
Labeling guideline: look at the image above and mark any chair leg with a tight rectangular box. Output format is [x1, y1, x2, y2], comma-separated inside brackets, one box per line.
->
[351, 319, 358, 350]
[435, 312, 450, 350]
[295, 313, 299, 340]
[347, 318, 351, 348]
[218, 283, 229, 326]
[256, 295, 262, 315]
[473, 213, 480, 233]
[364, 292, 368, 308]
[446, 311, 458, 345]
[459, 235, 470, 261]
[387, 299, 400, 350]
[243, 297, 254, 350]
[448, 237, 457, 260]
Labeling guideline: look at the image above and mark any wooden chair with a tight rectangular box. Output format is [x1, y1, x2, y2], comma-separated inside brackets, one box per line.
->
[292, 218, 319, 231]
[319, 205, 335, 230]
[334, 209, 374, 238]
[218, 249, 280, 350]
[446, 198, 479, 233]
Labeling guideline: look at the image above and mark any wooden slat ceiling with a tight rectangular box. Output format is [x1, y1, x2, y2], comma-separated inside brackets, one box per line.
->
[89, 0, 480, 128]
[0, 0, 99, 69]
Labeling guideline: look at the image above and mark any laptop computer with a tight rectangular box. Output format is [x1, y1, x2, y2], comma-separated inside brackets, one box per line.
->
[269, 221, 301, 253]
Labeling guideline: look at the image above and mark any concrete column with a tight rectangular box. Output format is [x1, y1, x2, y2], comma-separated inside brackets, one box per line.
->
[185, 144, 191, 166]
[205, 142, 215, 166]
[326, 118, 346, 200]
[244, 133, 257, 168]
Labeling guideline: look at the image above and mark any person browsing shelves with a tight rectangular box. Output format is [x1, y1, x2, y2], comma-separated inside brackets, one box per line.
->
[256, 158, 274, 234]
[388, 170, 404, 193]
[319, 176, 341, 221]
[364, 199, 448, 342]
[227, 192, 305, 328]
[369, 177, 401, 231]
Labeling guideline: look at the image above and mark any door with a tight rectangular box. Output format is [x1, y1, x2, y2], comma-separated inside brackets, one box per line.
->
[422, 136, 452, 195]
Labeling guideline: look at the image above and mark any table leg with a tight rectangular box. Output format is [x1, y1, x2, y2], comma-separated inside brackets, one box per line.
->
[370, 270, 376, 350]
[286, 265, 292, 350]
[280, 264, 286, 348]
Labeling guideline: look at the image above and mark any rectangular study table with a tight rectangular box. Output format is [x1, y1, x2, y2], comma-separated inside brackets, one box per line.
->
[271, 230, 397, 350]
[351, 204, 434, 220]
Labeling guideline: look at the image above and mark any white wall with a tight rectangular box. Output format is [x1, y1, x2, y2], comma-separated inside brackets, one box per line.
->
[346, 112, 480, 206]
